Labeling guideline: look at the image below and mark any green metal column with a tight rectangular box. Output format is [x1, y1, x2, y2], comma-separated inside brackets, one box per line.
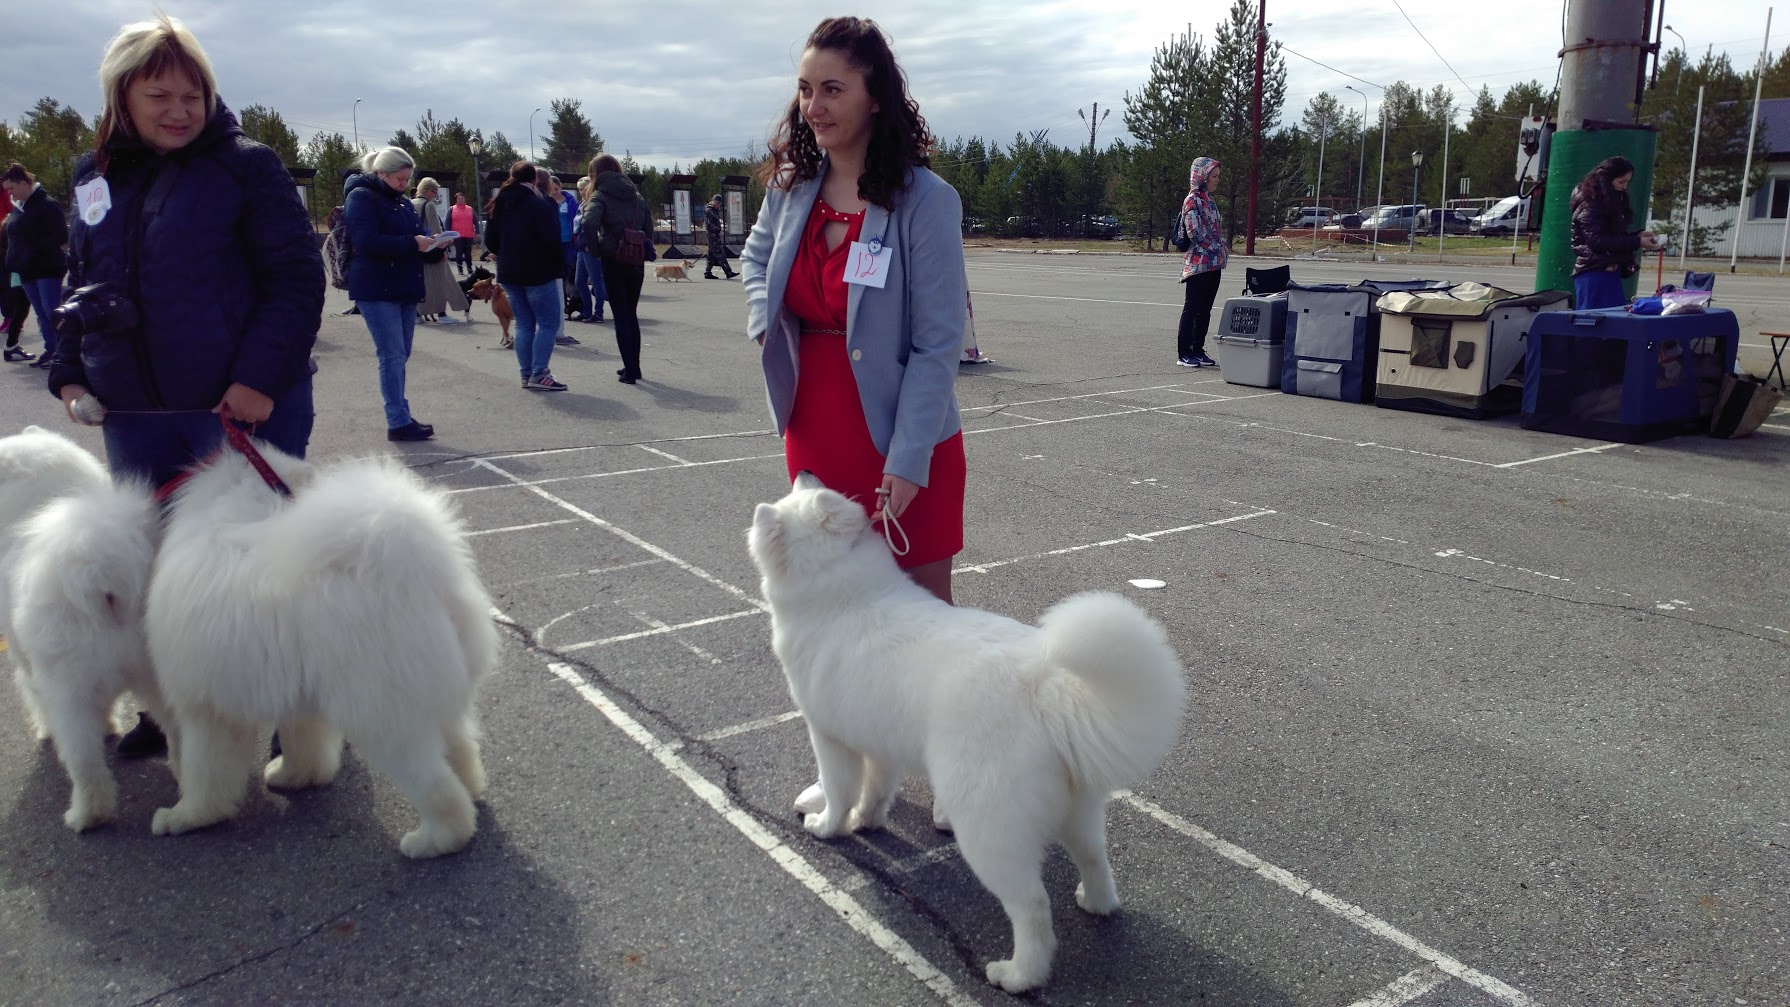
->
[1535, 128, 1658, 299]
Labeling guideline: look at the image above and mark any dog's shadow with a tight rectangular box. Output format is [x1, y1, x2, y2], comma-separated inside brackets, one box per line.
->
[1, 740, 602, 1005]
[837, 796, 1302, 1004]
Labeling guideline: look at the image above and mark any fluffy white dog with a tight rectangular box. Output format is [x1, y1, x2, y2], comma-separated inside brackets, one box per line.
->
[146, 443, 499, 858]
[747, 473, 1188, 993]
[1, 427, 162, 830]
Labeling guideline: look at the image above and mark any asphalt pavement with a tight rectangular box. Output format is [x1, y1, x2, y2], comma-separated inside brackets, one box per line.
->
[0, 250, 1785, 1006]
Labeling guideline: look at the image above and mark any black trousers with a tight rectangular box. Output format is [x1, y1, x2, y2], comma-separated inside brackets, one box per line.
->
[452, 238, 472, 273]
[706, 239, 734, 274]
[602, 259, 646, 377]
[2, 286, 28, 346]
[1177, 268, 1223, 358]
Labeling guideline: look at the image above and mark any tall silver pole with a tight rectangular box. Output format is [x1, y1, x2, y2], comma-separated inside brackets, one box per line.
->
[1679, 84, 1704, 273]
[1371, 102, 1389, 259]
[1347, 85, 1367, 210]
[1438, 119, 1451, 258]
[1729, 7, 1771, 273]
[1313, 115, 1328, 250]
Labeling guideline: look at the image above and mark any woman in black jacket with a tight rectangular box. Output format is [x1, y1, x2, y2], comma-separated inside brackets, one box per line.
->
[0, 162, 69, 368]
[48, 14, 323, 483]
[581, 153, 652, 383]
[485, 161, 568, 391]
[1569, 156, 1663, 310]
[344, 146, 436, 441]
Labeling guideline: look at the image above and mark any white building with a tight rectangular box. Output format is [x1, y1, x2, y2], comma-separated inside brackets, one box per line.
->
[1684, 97, 1790, 259]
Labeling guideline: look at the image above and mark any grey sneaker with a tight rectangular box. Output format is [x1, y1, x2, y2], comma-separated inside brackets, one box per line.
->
[526, 371, 568, 391]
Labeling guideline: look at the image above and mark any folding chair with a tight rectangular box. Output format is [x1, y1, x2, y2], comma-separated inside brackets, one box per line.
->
[1683, 271, 1715, 292]
[1243, 265, 1291, 296]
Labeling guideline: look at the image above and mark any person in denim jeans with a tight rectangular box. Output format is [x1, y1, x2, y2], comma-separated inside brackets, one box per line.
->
[344, 146, 437, 439]
[572, 176, 606, 322]
[484, 160, 567, 390]
[0, 163, 67, 368]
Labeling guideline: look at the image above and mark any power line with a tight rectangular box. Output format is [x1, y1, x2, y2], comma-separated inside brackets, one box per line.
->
[1277, 43, 1386, 91]
[1389, 0, 1479, 99]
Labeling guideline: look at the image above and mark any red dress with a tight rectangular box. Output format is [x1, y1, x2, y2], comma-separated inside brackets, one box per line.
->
[782, 199, 966, 568]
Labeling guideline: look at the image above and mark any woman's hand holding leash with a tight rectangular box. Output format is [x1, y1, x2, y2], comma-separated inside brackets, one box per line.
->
[214, 383, 273, 424]
[872, 475, 918, 558]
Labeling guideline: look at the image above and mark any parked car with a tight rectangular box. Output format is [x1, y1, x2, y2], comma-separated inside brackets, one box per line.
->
[963, 216, 987, 235]
[1417, 208, 1476, 235]
[1360, 204, 1424, 231]
[1004, 215, 1043, 238]
[1075, 214, 1122, 239]
[1322, 212, 1365, 230]
[1286, 206, 1335, 228]
[1472, 196, 1532, 236]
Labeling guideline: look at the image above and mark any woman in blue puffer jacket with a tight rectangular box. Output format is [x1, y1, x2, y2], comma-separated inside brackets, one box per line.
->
[343, 145, 436, 441]
[48, 14, 324, 482]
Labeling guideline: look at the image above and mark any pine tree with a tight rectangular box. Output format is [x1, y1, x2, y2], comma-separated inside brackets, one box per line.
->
[238, 104, 302, 166]
[542, 98, 603, 174]
[302, 130, 359, 218]
[1204, 0, 1288, 241]
[1119, 26, 1207, 246]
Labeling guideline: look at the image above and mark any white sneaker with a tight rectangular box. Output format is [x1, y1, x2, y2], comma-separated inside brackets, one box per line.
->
[794, 781, 825, 815]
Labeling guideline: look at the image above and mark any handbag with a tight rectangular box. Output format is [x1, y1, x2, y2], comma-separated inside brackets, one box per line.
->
[616, 227, 649, 266]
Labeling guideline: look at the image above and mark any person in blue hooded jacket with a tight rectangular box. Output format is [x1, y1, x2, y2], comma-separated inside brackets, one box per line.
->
[48, 14, 324, 482]
[344, 146, 437, 441]
[45, 14, 325, 759]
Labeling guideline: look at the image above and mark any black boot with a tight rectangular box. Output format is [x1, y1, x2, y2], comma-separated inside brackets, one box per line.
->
[116, 712, 168, 758]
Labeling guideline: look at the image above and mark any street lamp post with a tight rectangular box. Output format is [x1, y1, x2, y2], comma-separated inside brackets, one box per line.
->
[1345, 85, 1368, 213]
[1408, 149, 1424, 252]
[529, 106, 543, 163]
[352, 97, 362, 151]
[1312, 114, 1329, 250]
[1664, 24, 1687, 93]
[469, 137, 483, 217]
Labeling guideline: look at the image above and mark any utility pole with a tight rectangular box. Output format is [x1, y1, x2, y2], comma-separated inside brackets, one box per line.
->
[1076, 103, 1110, 235]
[1077, 103, 1110, 153]
[1245, 0, 1266, 256]
[1535, 0, 1656, 298]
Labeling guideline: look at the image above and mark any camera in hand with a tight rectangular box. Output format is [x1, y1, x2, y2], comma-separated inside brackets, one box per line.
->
[52, 283, 139, 339]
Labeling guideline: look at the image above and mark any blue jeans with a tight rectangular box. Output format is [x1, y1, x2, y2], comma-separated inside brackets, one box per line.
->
[502, 280, 562, 379]
[101, 374, 315, 488]
[20, 276, 62, 355]
[359, 300, 417, 427]
[1573, 270, 1626, 310]
[575, 250, 606, 319]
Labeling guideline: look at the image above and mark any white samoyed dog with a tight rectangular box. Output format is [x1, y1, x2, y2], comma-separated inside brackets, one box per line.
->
[1, 427, 162, 830]
[146, 443, 500, 858]
[747, 473, 1188, 994]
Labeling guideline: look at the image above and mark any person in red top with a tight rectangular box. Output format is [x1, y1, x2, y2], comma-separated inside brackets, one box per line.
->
[447, 191, 477, 276]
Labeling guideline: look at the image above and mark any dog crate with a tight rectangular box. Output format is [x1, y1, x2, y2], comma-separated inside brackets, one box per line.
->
[1375, 285, 1569, 418]
[1282, 280, 1445, 402]
[1217, 293, 1289, 344]
[1214, 334, 1284, 388]
[1520, 307, 1740, 443]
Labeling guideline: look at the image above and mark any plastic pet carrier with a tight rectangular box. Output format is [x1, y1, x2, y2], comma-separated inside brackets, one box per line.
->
[1375, 284, 1570, 418]
[1281, 279, 1444, 402]
[1520, 308, 1740, 443]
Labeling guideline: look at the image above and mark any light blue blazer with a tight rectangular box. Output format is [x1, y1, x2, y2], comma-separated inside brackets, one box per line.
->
[741, 164, 966, 486]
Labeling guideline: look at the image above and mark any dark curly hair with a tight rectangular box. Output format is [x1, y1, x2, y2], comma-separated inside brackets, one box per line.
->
[1572, 156, 1636, 220]
[758, 16, 934, 210]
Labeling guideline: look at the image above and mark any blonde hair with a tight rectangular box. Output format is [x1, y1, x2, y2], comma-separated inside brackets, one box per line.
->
[414, 176, 440, 197]
[361, 146, 414, 176]
[94, 14, 219, 155]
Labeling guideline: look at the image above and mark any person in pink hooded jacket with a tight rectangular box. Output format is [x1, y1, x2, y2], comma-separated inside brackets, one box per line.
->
[1175, 156, 1226, 368]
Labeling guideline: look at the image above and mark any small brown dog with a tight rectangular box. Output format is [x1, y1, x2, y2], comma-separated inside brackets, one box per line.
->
[652, 259, 700, 282]
[470, 278, 514, 348]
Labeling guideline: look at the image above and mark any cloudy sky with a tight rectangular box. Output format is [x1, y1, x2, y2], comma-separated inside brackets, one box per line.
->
[3, 1, 1779, 169]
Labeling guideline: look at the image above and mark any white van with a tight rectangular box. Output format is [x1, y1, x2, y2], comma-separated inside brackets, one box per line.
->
[1473, 196, 1533, 236]
[1287, 206, 1335, 228]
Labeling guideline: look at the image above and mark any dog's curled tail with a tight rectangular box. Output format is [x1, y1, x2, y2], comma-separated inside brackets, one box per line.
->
[1038, 591, 1187, 794]
[18, 480, 159, 628]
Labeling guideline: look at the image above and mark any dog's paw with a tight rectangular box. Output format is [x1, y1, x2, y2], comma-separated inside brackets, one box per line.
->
[151, 801, 231, 836]
[802, 811, 848, 839]
[845, 805, 888, 833]
[400, 825, 473, 859]
[985, 958, 1047, 993]
[1075, 881, 1120, 915]
[64, 788, 116, 832]
[263, 755, 336, 790]
[931, 805, 953, 832]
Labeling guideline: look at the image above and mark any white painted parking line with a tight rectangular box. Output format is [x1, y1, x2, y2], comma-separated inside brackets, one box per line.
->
[621, 608, 722, 665]
[543, 662, 979, 1007]
[839, 843, 963, 893]
[470, 457, 767, 611]
[695, 710, 805, 743]
[1492, 443, 1623, 468]
[1119, 793, 1535, 1007]
[450, 452, 786, 494]
[466, 518, 579, 537]
[958, 380, 1225, 415]
[637, 445, 694, 465]
[972, 289, 1182, 308]
[480, 427, 776, 461]
[1344, 965, 1450, 1006]
[558, 609, 765, 653]
[954, 509, 1277, 575]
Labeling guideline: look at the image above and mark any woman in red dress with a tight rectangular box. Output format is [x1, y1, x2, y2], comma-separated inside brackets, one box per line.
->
[742, 16, 968, 601]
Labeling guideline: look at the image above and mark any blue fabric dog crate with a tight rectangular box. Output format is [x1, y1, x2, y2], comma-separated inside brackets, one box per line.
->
[1520, 307, 1740, 443]
[1282, 279, 1445, 402]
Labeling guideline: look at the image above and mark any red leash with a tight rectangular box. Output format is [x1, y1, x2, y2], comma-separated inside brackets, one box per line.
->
[151, 411, 293, 505]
